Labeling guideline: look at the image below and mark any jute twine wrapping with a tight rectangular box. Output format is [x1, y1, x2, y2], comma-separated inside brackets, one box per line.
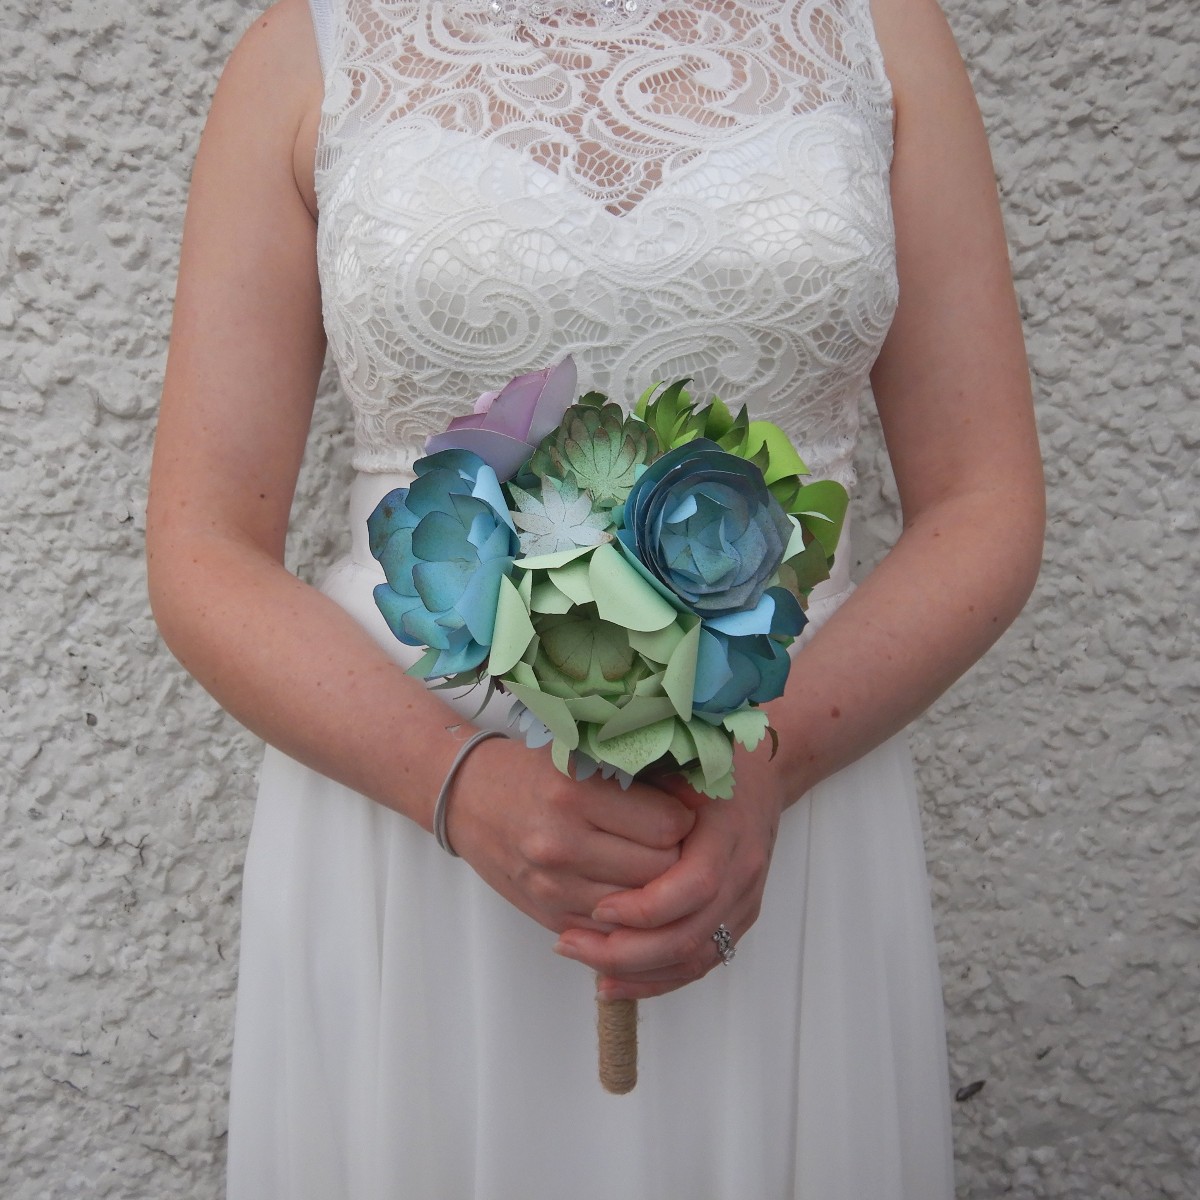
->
[597, 992, 638, 1094]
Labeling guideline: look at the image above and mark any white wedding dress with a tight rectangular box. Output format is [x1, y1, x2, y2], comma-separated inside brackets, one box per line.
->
[226, 2, 955, 1196]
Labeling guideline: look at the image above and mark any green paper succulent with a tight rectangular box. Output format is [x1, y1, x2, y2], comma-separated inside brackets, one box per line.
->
[524, 402, 659, 508]
[508, 477, 614, 557]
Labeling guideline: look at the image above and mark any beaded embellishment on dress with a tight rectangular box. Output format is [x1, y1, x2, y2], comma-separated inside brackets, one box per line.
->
[474, 0, 655, 27]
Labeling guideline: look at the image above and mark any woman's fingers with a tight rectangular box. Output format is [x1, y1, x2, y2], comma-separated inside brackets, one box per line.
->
[573, 777, 697, 850]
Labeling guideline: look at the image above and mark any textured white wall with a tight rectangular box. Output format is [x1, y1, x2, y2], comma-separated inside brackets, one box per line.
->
[1, 1, 1196, 1196]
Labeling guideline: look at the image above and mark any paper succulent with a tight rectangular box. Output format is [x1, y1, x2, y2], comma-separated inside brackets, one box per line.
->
[619, 439, 794, 617]
[523, 401, 659, 508]
[508, 477, 613, 557]
[367, 449, 519, 678]
[424, 357, 577, 482]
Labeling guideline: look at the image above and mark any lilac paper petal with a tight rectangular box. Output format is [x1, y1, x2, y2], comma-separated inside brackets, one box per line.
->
[442, 412, 488, 434]
[489, 369, 551, 438]
[472, 389, 502, 416]
[527, 356, 578, 446]
[424, 429, 533, 483]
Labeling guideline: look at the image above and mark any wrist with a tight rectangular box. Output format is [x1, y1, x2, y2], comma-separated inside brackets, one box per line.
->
[433, 729, 508, 856]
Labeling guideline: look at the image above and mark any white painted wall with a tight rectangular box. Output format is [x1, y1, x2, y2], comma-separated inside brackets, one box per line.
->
[2, 1, 1196, 1195]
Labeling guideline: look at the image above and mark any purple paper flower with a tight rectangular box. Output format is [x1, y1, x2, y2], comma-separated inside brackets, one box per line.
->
[424, 357, 578, 483]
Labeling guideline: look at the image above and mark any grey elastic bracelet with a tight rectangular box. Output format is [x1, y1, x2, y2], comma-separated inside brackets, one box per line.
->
[433, 729, 506, 857]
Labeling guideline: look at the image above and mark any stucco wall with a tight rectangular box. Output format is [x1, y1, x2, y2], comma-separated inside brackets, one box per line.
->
[2, 1, 1196, 1196]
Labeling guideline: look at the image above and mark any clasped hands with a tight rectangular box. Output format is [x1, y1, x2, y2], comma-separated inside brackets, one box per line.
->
[449, 737, 789, 1001]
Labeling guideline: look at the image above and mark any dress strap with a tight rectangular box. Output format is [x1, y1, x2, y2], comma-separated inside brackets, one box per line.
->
[307, 0, 335, 75]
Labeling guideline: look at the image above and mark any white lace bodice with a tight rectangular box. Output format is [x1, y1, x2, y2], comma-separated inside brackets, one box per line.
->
[310, 0, 897, 488]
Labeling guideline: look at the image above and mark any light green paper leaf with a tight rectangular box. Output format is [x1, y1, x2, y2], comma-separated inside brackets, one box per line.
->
[586, 717, 676, 776]
[487, 575, 536, 677]
[597, 696, 680, 741]
[510, 659, 538, 688]
[406, 648, 442, 679]
[589, 542, 678, 632]
[668, 718, 697, 767]
[563, 695, 623, 723]
[547, 558, 595, 606]
[551, 737, 572, 775]
[683, 766, 735, 800]
[686, 718, 735, 788]
[514, 544, 598, 572]
[627, 620, 687, 665]
[662, 620, 701, 721]
[530, 579, 575, 614]
[502, 681, 580, 750]
[722, 707, 770, 752]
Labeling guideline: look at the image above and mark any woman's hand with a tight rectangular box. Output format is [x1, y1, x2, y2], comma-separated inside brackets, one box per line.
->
[550, 743, 794, 999]
[447, 737, 698, 936]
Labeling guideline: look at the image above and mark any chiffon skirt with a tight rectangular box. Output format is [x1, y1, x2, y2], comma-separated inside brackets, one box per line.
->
[226, 476, 955, 1200]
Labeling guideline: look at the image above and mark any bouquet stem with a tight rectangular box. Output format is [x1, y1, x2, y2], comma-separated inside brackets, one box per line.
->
[597, 989, 638, 1094]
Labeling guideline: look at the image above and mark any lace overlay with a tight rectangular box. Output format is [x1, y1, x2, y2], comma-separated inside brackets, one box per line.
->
[313, 0, 897, 488]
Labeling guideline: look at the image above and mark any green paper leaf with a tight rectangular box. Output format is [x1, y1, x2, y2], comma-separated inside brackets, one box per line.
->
[585, 717, 676, 776]
[530, 579, 575, 614]
[783, 538, 832, 593]
[405, 648, 442, 679]
[487, 575, 536, 676]
[686, 718, 734, 788]
[662, 620, 701, 721]
[744, 420, 810, 484]
[597, 696, 680, 741]
[547, 558, 595, 606]
[668, 718, 698, 767]
[502, 681, 580, 750]
[684, 766, 735, 800]
[589, 542, 678, 632]
[700, 396, 735, 441]
[510, 659, 538, 688]
[551, 737, 572, 774]
[514, 544, 598, 571]
[563, 695, 623, 723]
[722, 707, 770, 752]
[627, 620, 687, 665]
[792, 480, 849, 555]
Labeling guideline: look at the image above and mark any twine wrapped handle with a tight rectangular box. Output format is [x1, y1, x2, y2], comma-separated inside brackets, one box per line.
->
[597, 991, 637, 1094]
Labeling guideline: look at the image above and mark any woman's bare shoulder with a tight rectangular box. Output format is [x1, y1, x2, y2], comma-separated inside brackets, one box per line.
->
[213, 0, 324, 215]
[867, 0, 973, 123]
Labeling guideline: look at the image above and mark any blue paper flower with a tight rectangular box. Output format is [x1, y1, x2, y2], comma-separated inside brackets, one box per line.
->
[620, 439, 794, 617]
[693, 587, 808, 718]
[367, 450, 519, 677]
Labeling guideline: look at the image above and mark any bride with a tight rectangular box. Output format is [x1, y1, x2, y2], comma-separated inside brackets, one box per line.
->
[147, 0, 1044, 1195]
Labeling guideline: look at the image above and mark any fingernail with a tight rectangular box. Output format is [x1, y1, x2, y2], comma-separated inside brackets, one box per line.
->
[592, 906, 618, 923]
[553, 940, 581, 961]
[596, 986, 622, 1002]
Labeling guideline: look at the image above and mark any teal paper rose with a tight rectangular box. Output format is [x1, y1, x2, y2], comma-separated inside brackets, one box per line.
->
[367, 449, 519, 677]
[620, 439, 794, 617]
[693, 587, 808, 718]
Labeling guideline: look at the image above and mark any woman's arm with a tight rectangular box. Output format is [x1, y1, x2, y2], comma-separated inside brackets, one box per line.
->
[555, 0, 1045, 998]
[147, 0, 695, 935]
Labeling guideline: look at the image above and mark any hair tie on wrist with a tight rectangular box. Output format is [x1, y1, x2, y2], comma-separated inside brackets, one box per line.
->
[433, 729, 506, 857]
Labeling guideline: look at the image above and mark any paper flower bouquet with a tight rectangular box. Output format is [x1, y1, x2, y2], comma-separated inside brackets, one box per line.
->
[367, 357, 848, 800]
